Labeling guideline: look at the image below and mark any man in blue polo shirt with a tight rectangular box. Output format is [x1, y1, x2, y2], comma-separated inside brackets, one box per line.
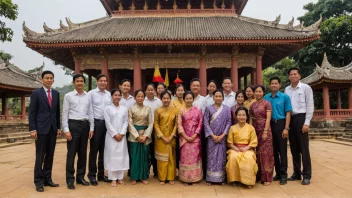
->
[264, 76, 292, 185]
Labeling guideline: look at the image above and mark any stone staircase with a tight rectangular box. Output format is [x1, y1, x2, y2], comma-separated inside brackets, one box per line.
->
[0, 123, 33, 147]
[336, 128, 352, 143]
[309, 119, 352, 143]
[308, 127, 345, 140]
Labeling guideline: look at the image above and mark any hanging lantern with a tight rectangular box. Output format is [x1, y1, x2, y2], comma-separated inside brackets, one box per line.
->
[174, 73, 183, 85]
[152, 66, 164, 83]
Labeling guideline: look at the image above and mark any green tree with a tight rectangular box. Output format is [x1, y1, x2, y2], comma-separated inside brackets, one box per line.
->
[0, 0, 18, 42]
[292, 0, 352, 77]
[263, 58, 297, 90]
[0, 50, 12, 61]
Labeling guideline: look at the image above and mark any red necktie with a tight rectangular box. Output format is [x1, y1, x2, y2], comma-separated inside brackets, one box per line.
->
[48, 89, 52, 107]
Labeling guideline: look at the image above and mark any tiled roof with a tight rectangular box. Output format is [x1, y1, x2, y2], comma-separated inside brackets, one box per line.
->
[301, 53, 352, 85]
[23, 15, 321, 44]
[0, 59, 42, 90]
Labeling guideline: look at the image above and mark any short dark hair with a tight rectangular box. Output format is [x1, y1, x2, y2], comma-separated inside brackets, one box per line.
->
[213, 89, 224, 100]
[222, 77, 232, 83]
[96, 74, 108, 81]
[269, 76, 281, 84]
[190, 78, 201, 85]
[41, 70, 54, 79]
[157, 82, 166, 89]
[288, 67, 301, 75]
[72, 74, 85, 83]
[254, 85, 266, 93]
[245, 85, 254, 93]
[120, 79, 132, 86]
[160, 90, 171, 99]
[235, 106, 250, 123]
[145, 83, 155, 91]
[134, 89, 145, 97]
[235, 90, 247, 101]
[207, 80, 217, 87]
[175, 84, 186, 92]
[110, 88, 122, 96]
[183, 91, 194, 100]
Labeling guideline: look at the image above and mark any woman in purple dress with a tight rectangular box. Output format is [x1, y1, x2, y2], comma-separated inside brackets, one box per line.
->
[230, 90, 246, 125]
[203, 90, 232, 185]
[249, 85, 274, 186]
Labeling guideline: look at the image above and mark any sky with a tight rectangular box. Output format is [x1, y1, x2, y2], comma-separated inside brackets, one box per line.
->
[1, 0, 317, 88]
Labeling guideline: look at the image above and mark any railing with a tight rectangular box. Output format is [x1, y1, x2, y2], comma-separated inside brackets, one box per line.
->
[313, 109, 352, 119]
[0, 115, 25, 120]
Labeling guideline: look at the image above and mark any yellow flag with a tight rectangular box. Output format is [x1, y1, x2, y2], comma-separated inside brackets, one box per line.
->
[164, 69, 169, 87]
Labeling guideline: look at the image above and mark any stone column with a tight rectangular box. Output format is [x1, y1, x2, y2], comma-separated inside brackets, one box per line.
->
[199, 46, 207, 96]
[349, 86, 352, 109]
[231, 46, 239, 92]
[72, 50, 81, 74]
[323, 84, 330, 118]
[133, 47, 142, 91]
[21, 96, 26, 120]
[251, 68, 256, 85]
[256, 47, 264, 85]
[88, 75, 92, 91]
[337, 89, 342, 109]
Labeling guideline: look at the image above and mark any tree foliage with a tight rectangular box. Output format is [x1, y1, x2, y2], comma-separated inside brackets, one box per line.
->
[0, 50, 12, 61]
[263, 58, 297, 89]
[0, 0, 18, 42]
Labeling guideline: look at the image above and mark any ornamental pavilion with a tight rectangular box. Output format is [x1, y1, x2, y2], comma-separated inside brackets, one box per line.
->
[0, 58, 42, 121]
[23, 0, 321, 95]
[301, 53, 352, 120]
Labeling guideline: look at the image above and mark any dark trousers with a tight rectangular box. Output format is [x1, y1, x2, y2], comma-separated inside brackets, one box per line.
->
[88, 119, 106, 180]
[34, 129, 57, 186]
[289, 113, 312, 179]
[66, 120, 90, 184]
[270, 119, 288, 179]
[149, 133, 157, 177]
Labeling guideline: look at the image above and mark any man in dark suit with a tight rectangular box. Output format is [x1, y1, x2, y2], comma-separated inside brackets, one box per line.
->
[29, 70, 61, 192]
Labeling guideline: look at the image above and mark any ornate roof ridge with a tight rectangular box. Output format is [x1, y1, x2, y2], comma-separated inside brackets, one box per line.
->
[236, 14, 322, 33]
[23, 16, 111, 40]
[0, 58, 43, 83]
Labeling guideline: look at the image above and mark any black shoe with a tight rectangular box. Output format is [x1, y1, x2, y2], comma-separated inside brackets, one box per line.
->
[67, 183, 75, 190]
[36, 185, 44, 192]
[90, 180, 98, 186]
[279, 178, 287, 185]
[76, 179, 90, 186]
[273, 175, 281, 181]
[98, 176, 111, 183]
[288, 174, 301, 181]
[44, 181, 59, 187]
[302, 179, 310, 185]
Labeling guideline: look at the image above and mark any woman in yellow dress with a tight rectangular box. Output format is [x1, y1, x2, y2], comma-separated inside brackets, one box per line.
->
[154, 90, 178, 185]
[170, 84, 186, 109]
[243, 86, 256, 109]
[226, 106, 258, 189]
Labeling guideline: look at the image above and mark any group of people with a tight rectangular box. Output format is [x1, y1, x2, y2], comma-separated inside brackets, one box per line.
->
[29, 67, 314, 192]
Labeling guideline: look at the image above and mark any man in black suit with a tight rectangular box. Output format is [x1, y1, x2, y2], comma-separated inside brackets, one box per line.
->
[29, 71, 61, 192]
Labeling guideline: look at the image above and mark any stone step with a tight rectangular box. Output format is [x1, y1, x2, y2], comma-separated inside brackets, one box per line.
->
[309, 127, 345, 132]
[0, 135, 32, 143]
[342, 135, 352, 139]
[0, 132, 30, 138]
[0, 128, 29, 134]
[336, 137, 352, 143]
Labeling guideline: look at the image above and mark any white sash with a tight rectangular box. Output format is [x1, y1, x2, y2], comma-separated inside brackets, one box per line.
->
[210, 105, 223, 124]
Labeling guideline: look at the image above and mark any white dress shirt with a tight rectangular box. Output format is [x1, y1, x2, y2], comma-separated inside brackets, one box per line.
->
[285, 82, 314, 125]
[223, 91, 237, 108]
[62, 89, 94, 133]
[42, 86, 52, 98]
[205, 94, 214, 107]
[88, 87, 112, 120]
[193, 95, 206, 113]
[143, 96, 162, 119]
[120, 94, 136, 109]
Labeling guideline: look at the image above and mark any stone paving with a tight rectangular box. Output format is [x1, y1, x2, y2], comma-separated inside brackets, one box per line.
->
[0, 140, 351, 198]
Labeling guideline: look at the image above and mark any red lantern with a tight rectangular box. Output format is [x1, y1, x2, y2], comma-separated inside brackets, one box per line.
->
[174, 74, 183, 85]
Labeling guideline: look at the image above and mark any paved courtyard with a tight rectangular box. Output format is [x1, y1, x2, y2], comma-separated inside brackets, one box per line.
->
[0, 140, 351, 198]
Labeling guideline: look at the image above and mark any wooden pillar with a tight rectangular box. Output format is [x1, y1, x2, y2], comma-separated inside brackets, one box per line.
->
[337, 89, 342, 109]
[251, 68, 256, 85]
[1, 96, 7, 118]
[256, 47, 264, 85]
[133, 48, 142, 91]
[323, 84, 330, 118]
[349, 86, 352, 109]
[72, 50, 81, 74]
[21, 96, 26, 120]
[88, 75, 92, 91]
[231, 46, 239, 92]
[199, 46, 207, 96]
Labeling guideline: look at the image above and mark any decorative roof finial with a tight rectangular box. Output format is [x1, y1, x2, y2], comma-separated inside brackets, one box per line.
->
[157, 0, 161, 10]
[200, 0, 204, 9]
[272, 14, 281, 26]
[187, 0, 191, 10]
[288, 17, 294, 27]
[144, 0, 148, 10]
[43, 23, 54, 33]
[173, 0, 178, 10]
[59, 20, 68, 31]
[23, 21, 39, 39]
[221, 0, 225, 9]
[118, 1, 123, 11]
[130, 0, 136, 11]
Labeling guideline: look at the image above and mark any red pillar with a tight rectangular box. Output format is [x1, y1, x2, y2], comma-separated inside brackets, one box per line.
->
[133, 48, 142, 91]
[88, 75, 92, 91]
[21, 96, 26, 120]
[256, 56, 263, 85]
[231, 46, 239, 92]
[74, 57, 81, 74]
[251, 68, 257, 85]
[199, 47, 207, 96]
[337, 89, 342, 109]
[349, 86, 352, 109]
[323, 84, 330, 118]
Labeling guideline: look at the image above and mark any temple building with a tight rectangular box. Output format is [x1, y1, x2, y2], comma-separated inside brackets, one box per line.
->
[301, 53, 352, 120]
[23, 0, 322, 95]
[0, 58, 42, 121]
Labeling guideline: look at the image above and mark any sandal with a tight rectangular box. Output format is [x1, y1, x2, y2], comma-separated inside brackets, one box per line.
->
[131, 180, 137, 185]
[118, 180, 125, 185]
[160, 181, 165, 185]
[141, 180, 149, 185]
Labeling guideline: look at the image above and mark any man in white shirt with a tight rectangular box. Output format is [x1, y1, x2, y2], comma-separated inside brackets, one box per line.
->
[284, 67, 314, 185]
[119, 79, 135, 108]
[190, 78, 206, 113]
[222, 77, 236, 108]
[62, 74, 94, 189]
[87, 74, 111, 185]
